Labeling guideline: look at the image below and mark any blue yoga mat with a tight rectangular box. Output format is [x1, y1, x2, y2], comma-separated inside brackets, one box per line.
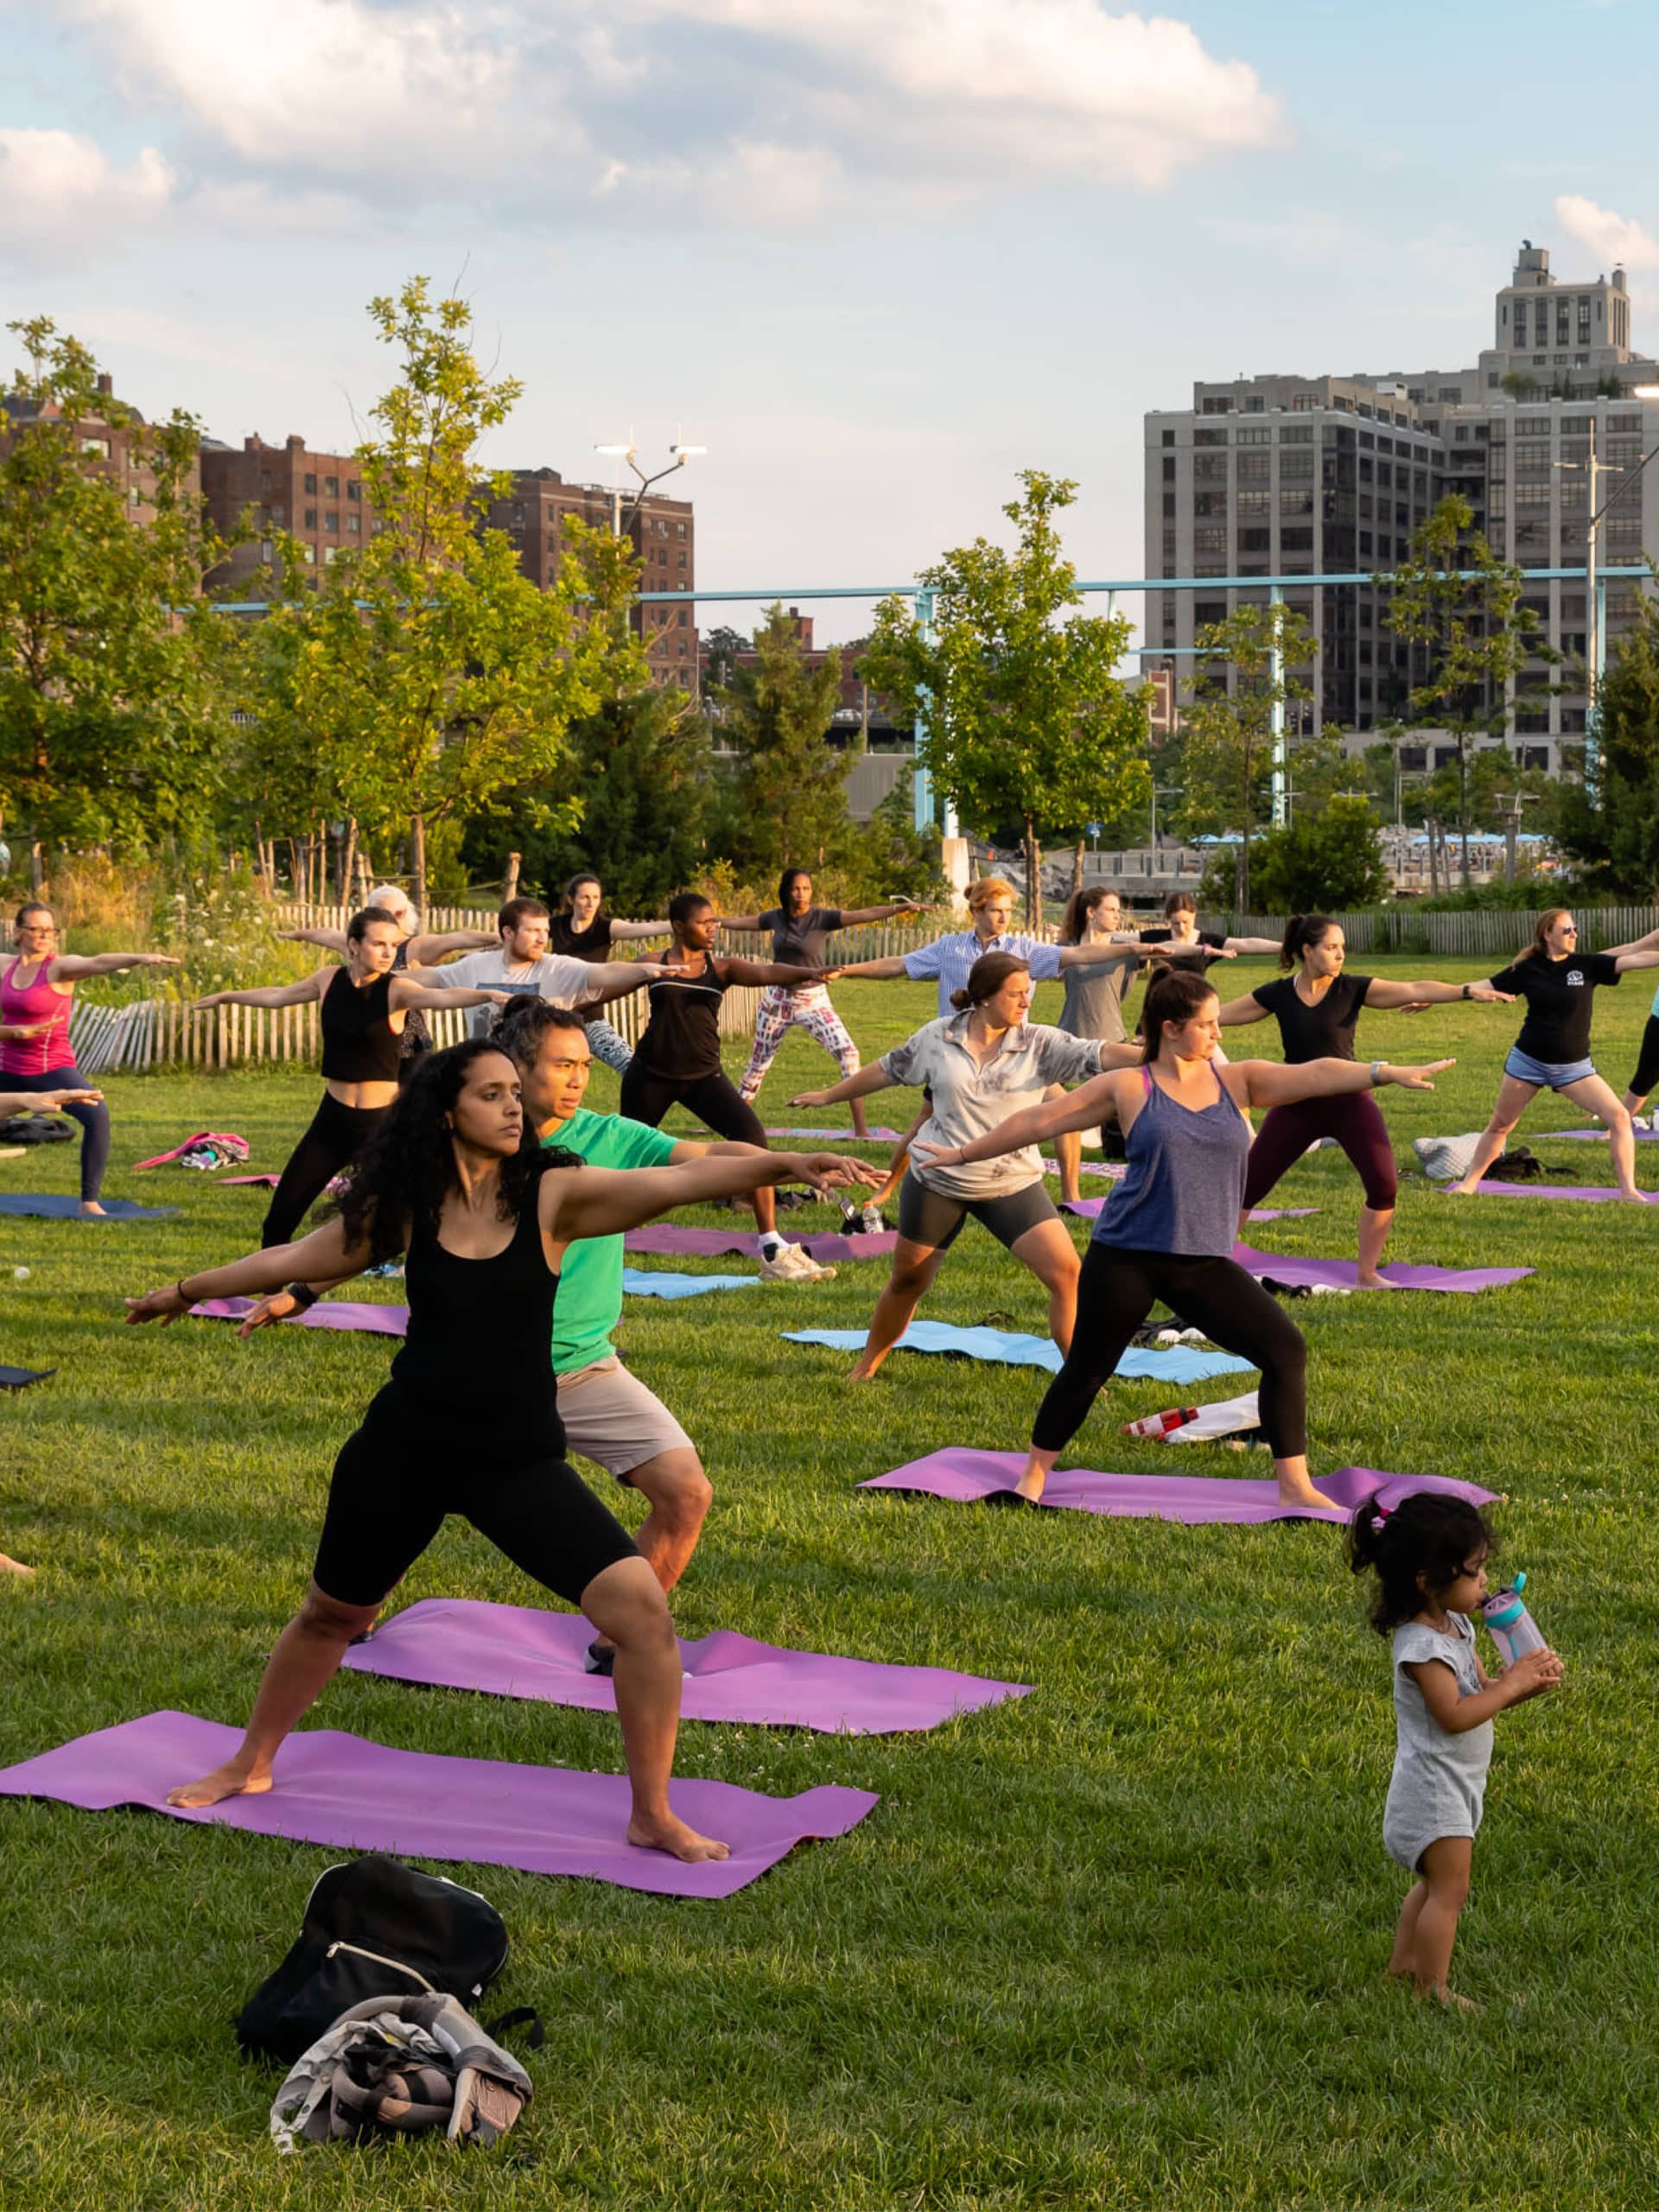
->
[782, 1320, 1254, 1383]
[621, 1267, 759, 1300]
[0, 1194, 179, 1220]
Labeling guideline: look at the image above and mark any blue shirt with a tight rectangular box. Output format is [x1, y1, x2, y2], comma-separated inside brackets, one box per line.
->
[900, 931, 1064, 1019]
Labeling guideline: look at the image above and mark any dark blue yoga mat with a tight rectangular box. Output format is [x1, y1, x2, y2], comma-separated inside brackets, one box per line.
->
[0, 1195, 179, 1221]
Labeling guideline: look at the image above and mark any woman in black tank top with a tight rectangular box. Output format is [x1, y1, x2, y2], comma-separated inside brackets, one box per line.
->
[126, 1038, 877, 1863]
[620, 891, 846, 1274]
[199, 906, 510, 1249]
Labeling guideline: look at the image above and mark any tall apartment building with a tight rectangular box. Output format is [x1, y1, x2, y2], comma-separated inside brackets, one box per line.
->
[2, 371, 201, 528]
[200, 434, 370, 587]
[482, 467, 697, 687]
[1145, 240, 1659, 772]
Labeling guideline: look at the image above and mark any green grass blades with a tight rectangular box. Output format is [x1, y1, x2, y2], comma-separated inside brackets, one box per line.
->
[4, 963, 1659, 2209]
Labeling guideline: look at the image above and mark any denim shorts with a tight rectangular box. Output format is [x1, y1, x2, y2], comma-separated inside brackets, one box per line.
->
[1504, 1046, 1596, 1090]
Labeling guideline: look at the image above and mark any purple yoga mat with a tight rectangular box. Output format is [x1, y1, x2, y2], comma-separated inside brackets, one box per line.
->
[764, 1126, 903, 1142]
[1232, 1241, 1534, 1294]
[1441, 1182, 1659, 1205]
[624, 1224, 898, 1262]
[861, 1448, 1499, 1526]
[343, 1599, 1029, 1734]
[0, 1712, 879, 1900]
[1060, 1199, 1319, 1224]
[192, 1297, 408, 1336]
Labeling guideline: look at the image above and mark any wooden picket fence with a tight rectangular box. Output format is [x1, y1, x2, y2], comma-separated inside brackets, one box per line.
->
[1214, 906, 1659, 957]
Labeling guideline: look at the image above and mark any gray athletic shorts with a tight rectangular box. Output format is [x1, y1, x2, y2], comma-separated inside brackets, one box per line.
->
[556, 1355, 694, 1483]
[896, 1172, 1058, 1254]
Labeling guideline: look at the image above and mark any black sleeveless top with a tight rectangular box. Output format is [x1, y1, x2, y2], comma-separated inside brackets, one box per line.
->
[320, 967, 400, 1084]
[546, 913, 614, 963]
[635, 953, 730, 1079]
[387, 1195, 564, 1452]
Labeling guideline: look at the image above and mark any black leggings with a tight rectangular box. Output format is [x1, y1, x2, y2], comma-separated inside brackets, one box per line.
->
[618, 1063, 767, 1147]
[262, 1091, 391, 1248]
[6, 1063, 110, 1201]
[312, 1406, 639, 1609]
[1032, 1241, 1308, 1459]
[1630, 1015, 1659, 1102]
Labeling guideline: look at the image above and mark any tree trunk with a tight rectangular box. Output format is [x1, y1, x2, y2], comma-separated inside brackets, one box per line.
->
[504, 850, 522, 905]
[1071, 837, 1085, 897]
[338, 817, 359, 906]
[410, 812, 428, 918]
[287, 837, 302, 902]
[29, 840, 45, 895]
[1022, 816, 1042, 931]
[1236, 828, 1250, 916]
[1457, 744, 1471, 887]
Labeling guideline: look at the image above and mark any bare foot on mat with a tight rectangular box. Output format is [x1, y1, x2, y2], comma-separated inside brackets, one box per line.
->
[166, 1763, 273, 1809]
[628, 1810, 730, 1862]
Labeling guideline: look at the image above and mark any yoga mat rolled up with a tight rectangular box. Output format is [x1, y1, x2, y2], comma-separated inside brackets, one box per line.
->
[861, 1447, 1499, 1525]
[0, 1712, 879, 1900]
[343, 1600, 1029, 1734]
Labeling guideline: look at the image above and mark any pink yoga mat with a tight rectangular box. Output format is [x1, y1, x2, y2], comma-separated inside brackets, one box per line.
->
[221, 1173, 282, 1188]
[624, 1224, 898, 1262]
[344, 1599, 1029, 1734]
[764, 1126, 904, 1142]
[0, 1712, 879, 1899]
[1061, 1199, 1319, 1224]
[861, 1448, 1499, 1525]
[1232, 1242, 1534, 1293]
[192, 1297, 407, 1336]
[1440, 1182, 1659, 1205]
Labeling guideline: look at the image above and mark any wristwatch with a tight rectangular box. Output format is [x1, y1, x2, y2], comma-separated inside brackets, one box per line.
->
[1461, 983, 1471, 1000]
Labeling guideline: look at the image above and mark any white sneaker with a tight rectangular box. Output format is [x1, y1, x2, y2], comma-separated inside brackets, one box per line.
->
[760, 1243, 836, 1283]
[856, 1205, 886, 1236]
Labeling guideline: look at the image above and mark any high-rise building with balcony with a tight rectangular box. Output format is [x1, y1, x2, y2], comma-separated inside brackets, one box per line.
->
[1145, 239, 1659, 772]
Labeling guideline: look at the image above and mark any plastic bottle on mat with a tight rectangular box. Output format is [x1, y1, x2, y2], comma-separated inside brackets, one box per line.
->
[1123, 1406, 1198, 1439]
[1479, 1573, 1546, 1668]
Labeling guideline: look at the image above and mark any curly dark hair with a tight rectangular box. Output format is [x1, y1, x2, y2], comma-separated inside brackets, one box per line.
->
[1347, 1491, 1496, 1635]
[336, 1039, 576, 1265]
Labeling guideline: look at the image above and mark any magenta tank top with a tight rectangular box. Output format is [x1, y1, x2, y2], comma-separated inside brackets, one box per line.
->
[1, 957, 73, 1075]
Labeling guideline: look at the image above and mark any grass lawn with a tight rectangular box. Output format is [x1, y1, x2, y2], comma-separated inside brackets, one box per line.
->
[4, 959, 1659, 2210]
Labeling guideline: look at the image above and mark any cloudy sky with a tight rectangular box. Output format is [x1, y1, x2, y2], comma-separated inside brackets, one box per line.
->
[5, 0, 1659, 641]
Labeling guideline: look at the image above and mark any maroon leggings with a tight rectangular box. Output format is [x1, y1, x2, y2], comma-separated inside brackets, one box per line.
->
[1242, 1092, 1398, 1212]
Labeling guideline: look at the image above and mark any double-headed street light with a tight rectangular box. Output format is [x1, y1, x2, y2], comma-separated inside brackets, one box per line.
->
[593, 434, 708, 537]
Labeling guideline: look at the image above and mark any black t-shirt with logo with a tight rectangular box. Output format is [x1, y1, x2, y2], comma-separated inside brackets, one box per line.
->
[1251, 972, 1375, 1064]
[1489, 950, 1620, 1064]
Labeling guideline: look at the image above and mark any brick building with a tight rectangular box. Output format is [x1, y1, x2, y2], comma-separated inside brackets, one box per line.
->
[1, 370, 200, 529]
[483, 467, 697, 685]
[200, 434, 371, 588]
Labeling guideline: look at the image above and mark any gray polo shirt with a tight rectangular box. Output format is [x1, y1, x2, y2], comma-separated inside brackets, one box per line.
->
[880, 1014, 1103, 1198]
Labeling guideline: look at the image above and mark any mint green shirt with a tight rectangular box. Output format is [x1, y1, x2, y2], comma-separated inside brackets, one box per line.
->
[541, 1107, 678, 1375]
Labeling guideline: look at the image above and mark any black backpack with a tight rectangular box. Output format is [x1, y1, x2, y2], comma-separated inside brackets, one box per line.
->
[237, 1855, 511, 2064]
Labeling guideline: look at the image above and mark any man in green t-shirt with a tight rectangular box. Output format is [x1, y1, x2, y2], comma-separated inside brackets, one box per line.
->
[503, 1002, 861, 1672]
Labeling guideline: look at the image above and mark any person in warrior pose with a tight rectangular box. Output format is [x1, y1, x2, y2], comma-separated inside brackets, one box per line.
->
[1217, 913, 1514, 1284]
[276, 884, 490, 1081]
[546, 874, 676, 1077]
[1445, 908, 1659, 1201]
[1, 903, 178, 1216]
[0, 1079, 105, 1574]
[914, 968, 1452, 1506]
[1052, 885, 1163, 1203]
[414, 896, 673, 1043]
[195, 907, 511, 1247]
[793, 952, 1142, 1379]
[124, 1039, 873, 1857]
[721, 870, 929, 1142]
[620, 892, 850, 1283]
[1134, 889, 1281, 977]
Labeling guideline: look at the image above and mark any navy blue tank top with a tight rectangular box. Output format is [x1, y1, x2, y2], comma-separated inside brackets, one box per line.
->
[385, 1192, 565, 1452]
[1094, 1065, 1249, 1257]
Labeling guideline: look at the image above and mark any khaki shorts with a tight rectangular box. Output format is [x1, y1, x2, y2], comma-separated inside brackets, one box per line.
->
[556, 1355, 694, 1484]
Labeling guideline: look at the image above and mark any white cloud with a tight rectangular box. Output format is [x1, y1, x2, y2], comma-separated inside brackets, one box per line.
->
[0, 129, 175, 264]
[54, 0, 1282, 219]
[1554, 193, 1659, 271]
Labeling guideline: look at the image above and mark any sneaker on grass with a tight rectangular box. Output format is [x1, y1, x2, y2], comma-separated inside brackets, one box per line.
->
[760, 1243, 836, 1283]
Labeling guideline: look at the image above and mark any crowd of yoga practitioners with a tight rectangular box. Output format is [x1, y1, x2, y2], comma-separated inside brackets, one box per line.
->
[4, 876, 1624, 1996]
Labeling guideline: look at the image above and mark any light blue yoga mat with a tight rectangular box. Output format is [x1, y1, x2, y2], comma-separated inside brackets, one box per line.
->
[782, 1320, 1254, 1383]
[622, 1267, 759, 1300]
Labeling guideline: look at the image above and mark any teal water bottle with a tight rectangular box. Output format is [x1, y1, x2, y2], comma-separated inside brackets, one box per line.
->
[1478, 1573, 1545, 1667]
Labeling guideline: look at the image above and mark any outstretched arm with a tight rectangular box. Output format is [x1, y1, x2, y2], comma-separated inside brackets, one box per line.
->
[826, 955, 910, 981]
[718, 957, 837, 988]
[276, 925, 348, 953]
[388, 979, 512, 1013]
[913, 1075, 1128, 1165]
[124, 1216, 375, 1326]
[837, 899, 932, 925]
[403, 929, 497, 964]
[574, 960, 682, 1010]
[1234, 1054, 1453, 1110]
[1223, 935, 1281, 955]
[49, 950, 181, 981]
[194, 969, 329, 1011]
[1363, 978, 1513, 1008]
[0, 1086, 102, 1115]
[607, 918, 672, 940]
[1216, 994, 1273, 1029]
[541, 1149, 879, 1244]
[1605, 925, 1659, 958]
[716, 914, 766, 933]
[790, 1065, 896, 1108]
[1613, 950, 1659, 974]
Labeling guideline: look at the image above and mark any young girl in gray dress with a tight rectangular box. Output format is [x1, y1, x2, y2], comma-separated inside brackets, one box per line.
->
[1349, 1495, 1563, 2011]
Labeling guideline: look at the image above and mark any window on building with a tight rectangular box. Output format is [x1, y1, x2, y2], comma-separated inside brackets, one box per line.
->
[1438, 386, 1460, 402]
[676, 520, 687, 537]
[1162, 493, 1176, 518]
[346, 513, 360, 534]
[1236, 453, 1270, 483]
[347, 480, 360, 500]
[1236, 427, 1272, 444]
[677, 607, 688, 627]
[677, 550, 686, 568]
[1162, 456, 1176, 480]
[1200, 397, 1233, 415]
[321, 476, 336, 498]
[303, 474, 316, 495]
[1281, 527, 1313, 551]
[1161, 428, 1176, 446]
[1280, 423, 1313, 443]
[1359, 531, 1374, 555]
[324, 511, 339, 531]
[303, 507, 317, 528]
[302, 544, 316, 565]
[1193, 429, 1228, 448]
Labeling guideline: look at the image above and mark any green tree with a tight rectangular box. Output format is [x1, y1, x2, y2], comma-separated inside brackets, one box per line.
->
[1557, 583, 1659, 894]
[1178, 601, 1314, 912]
[1248, 794, 1389, 912]
[1382, 495, 1552, 888]
[0, 317, 233, 882]
[860, 471, 1148, 925]
[256, 279, 619, 911]
[713, 604, 854, 880]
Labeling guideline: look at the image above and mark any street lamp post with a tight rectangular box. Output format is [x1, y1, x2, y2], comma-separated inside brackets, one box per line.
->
[1557, 385, 1659, 780]
[1149, 785, 1182, 856]
[594, 434, 707, 677]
